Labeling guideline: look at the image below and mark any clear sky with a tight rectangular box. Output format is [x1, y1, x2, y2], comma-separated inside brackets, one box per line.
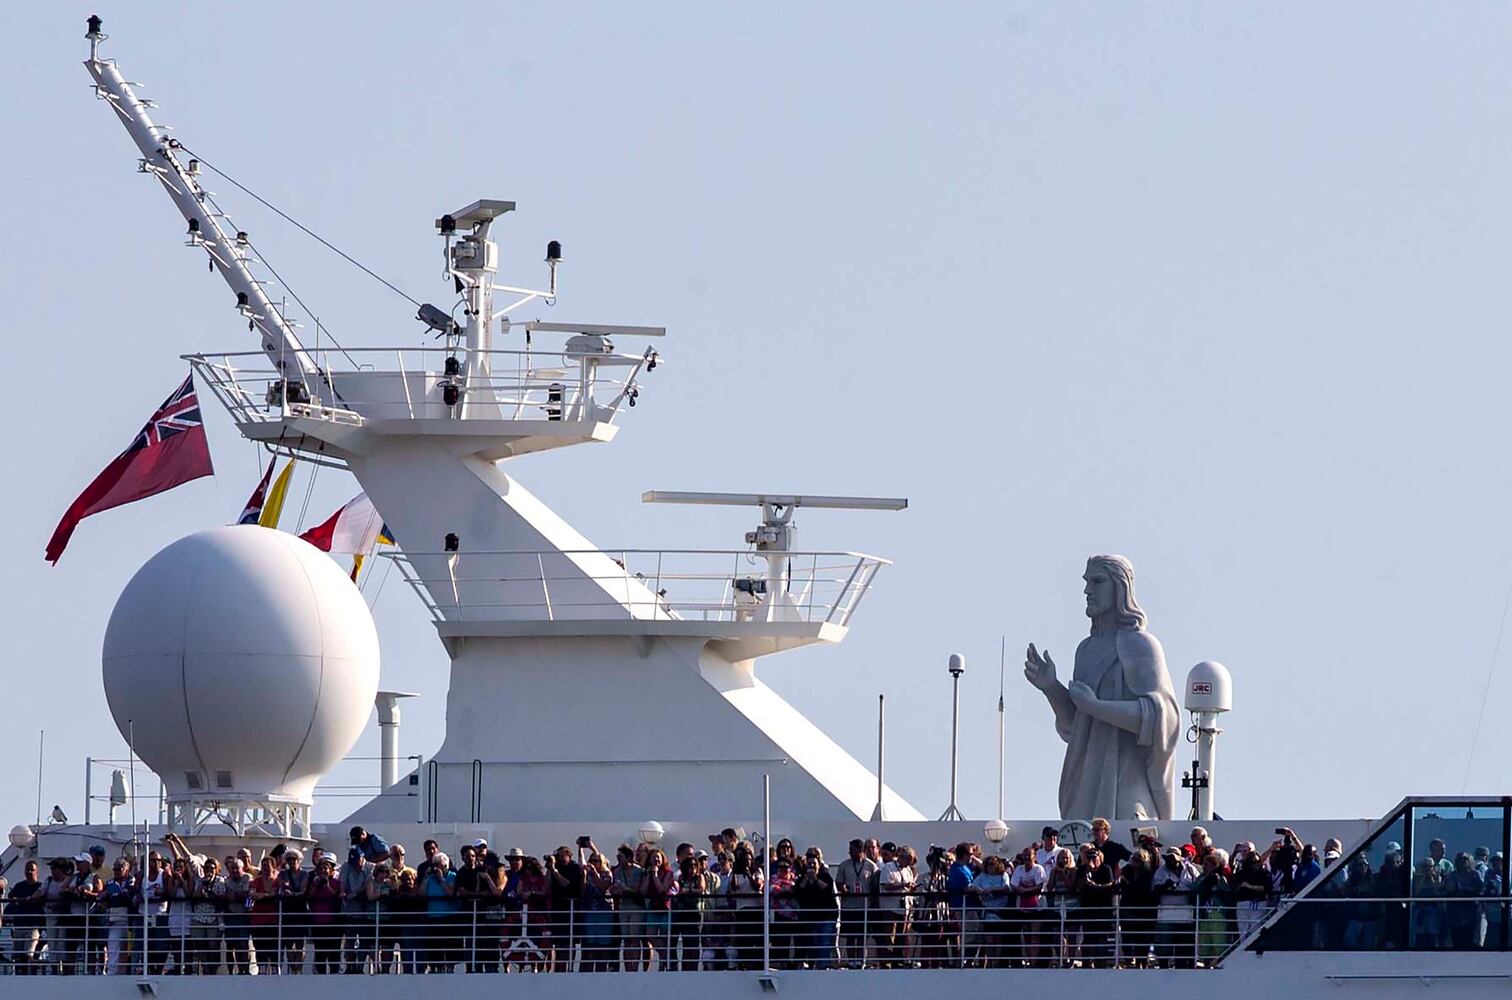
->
[4, 2, 1511, 829]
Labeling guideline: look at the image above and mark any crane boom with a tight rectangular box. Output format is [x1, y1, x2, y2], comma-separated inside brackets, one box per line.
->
[84, 28, 316, 385]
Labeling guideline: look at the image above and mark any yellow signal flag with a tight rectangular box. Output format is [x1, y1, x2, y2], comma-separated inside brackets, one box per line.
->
[350, 553, 365, 584]
[258, 459, 297, 529]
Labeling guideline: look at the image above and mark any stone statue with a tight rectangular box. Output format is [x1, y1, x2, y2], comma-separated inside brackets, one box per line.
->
[1024, 555, 1179, 820]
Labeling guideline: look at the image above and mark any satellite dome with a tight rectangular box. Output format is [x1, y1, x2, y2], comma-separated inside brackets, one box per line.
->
[102, 525, 379, 805]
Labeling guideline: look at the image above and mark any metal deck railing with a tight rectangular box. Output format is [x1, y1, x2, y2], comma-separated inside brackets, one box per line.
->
[386, 549, 889, 627]
[186, 346, 653, 429]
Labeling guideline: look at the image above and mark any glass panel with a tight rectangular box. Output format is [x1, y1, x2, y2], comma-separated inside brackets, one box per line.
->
[1256, 811, 1407, 951]
[1407, 805, 1506, 951]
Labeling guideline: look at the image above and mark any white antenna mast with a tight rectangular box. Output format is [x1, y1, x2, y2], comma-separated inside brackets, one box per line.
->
[83, 17, 317, 388]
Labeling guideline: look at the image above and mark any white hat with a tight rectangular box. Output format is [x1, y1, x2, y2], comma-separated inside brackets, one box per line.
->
[471, 838, 488, 849]
[73, 853, 91, 863]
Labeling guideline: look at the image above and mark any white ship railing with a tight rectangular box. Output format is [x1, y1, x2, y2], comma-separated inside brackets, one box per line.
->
[185, 346, 653, 428]
[386, 549, 888, 627]
[12, 892, 1509, 976]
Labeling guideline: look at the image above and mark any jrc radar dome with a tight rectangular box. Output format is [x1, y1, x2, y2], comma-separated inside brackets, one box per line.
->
[102, 525, 379, 810]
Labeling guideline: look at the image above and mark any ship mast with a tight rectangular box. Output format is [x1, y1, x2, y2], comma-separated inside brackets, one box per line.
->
[83, 16, 318, 389]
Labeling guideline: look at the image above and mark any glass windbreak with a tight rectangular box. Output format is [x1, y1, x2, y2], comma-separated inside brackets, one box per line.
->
[1253, 801, 1509, 953]
[1408, 805, 1507, 950]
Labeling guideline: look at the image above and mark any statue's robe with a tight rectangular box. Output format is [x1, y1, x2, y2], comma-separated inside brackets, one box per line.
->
[1055, 628, 1179, 820]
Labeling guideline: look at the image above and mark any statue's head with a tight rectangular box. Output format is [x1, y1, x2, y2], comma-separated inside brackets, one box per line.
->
[1084, 555, 1146, 633]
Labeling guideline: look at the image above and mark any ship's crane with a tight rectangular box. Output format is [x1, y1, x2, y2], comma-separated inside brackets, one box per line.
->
[83, 16, 320, 395]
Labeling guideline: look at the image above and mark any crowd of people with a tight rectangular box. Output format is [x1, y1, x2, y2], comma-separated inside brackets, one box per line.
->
[1, 821, 1504, 975]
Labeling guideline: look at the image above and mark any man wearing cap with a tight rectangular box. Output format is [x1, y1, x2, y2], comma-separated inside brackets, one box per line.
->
[349, 826, 391, 865]
[1294, 844, 1324, 891]
[64, 853, 103, 975]
[340, 847, 373, 973]
[101, 857, 135, 975]
[1036, 827, 1061, 869]
[1151, 846, 1198, 968]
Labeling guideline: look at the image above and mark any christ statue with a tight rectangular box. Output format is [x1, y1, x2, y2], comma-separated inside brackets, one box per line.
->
[1024, 555, 1179, 820]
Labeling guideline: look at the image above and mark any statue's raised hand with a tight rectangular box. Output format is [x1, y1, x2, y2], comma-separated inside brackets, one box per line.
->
[1067, 680, 1098, 710]
[1024, 643, 1057, 691]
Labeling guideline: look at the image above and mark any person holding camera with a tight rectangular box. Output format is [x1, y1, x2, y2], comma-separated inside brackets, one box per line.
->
[419, 852, 458, 973]
[794, 848, 838, 969]
[1151, 846, 1198, 968]
[305, 856, 342, 974]
[546, 844, 585, 972]
[453, 844, 491, 972]
[579, 852, 616, 972]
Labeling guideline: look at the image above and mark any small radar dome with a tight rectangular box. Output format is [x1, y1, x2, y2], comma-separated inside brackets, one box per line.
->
[102, 525, 379, 806]
[1183, 660, 1232, 714]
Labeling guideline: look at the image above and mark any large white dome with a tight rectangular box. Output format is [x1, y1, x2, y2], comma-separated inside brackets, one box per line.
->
[102, 525, 379, 805]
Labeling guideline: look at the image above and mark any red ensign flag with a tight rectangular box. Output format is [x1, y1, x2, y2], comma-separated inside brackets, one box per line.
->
[46, 373, 215, 563]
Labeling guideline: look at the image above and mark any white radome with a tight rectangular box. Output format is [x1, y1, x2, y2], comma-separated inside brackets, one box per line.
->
[102, 525, 379, 805]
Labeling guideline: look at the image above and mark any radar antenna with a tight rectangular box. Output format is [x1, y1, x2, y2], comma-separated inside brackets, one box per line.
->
[642, 492, 906, 621]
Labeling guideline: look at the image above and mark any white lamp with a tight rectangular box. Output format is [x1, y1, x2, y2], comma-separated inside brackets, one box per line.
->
[983, 819, 1009, 845]
[638, 820, 665, 845]
[8, 824, 36, 850]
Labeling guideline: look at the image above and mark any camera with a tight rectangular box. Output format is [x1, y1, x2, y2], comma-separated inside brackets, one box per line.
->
[576, 836, 592, 848]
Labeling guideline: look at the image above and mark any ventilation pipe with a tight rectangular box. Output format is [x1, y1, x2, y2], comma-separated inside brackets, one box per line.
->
[375, 692, 419, 790]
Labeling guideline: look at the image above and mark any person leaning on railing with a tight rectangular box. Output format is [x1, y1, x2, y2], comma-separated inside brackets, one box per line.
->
[967, 855, 1011, 966]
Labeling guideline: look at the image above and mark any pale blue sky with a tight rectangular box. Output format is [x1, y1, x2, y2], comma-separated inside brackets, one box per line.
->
[4, 2, 1511, 827]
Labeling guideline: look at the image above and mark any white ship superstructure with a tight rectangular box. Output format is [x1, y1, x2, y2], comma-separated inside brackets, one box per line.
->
[2, 16, 1508, 1000]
